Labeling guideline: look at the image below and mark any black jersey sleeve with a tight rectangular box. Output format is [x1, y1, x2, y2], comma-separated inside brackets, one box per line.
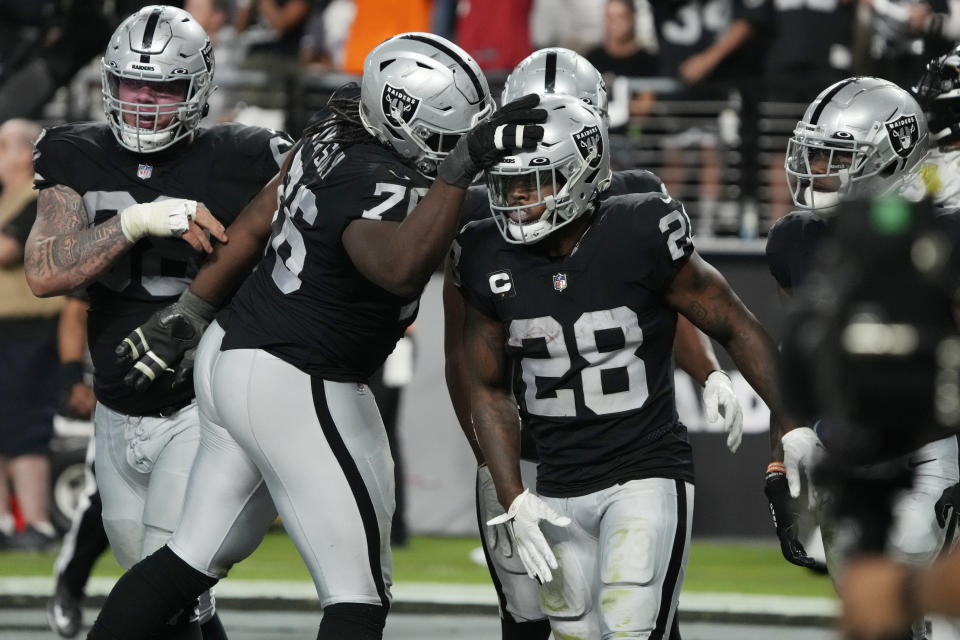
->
[623, 193, 695, 291]
[766, 212, 803, 292]
[2, 199, 37, 246]
[609, 169, 667, 197]
[451, 219, 501, 318]
[215, 123, 294, 183]
[325, 151, 424, 224]
[734, 0, 768, 25]
[32, 125, 83, 191]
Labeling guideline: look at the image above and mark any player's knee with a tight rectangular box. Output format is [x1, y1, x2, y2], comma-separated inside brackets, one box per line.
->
[599, 585, 659, 638]
[316, 603, 387, 640]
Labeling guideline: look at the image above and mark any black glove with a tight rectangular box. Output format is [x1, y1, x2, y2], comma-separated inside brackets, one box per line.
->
[115, 289, 218, 392]
[437, 93, 547, 188]
[935, 482, 960, 529]
[764, 470, 817, 568]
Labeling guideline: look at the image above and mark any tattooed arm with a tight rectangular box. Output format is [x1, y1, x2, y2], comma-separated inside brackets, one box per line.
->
[464, 300, 524, 509]
[24, 184, 131, 297]
[666, 251, 798, 455]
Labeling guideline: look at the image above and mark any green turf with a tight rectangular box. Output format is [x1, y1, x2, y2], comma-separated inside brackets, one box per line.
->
[0, 532, 834, 598]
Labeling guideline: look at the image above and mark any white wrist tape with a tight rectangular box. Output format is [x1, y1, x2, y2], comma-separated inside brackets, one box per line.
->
[119, 199, 197, 243]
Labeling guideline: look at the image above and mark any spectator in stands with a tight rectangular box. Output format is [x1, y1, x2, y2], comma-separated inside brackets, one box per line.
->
[0, 1, 158, 122]
[0, 118, 62, 551]
[340, 0, 432, 74]
[866, 0, 953, 90]
[186, 0, 247, 122]
[531, 0, 607, 53]
[455, 0, 534, 72]
[299, 0, 335, 70]
[234, 0, 313, 72]
[584, 0, 659, 121]
[757, 0, 855, 223]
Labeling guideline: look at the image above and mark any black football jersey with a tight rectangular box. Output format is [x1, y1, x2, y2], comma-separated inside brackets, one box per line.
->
[220, 135, 430, 382]
[453, 192, 697, 497]
[33, 122, 293, 416]
[458, 169, 667, 227]
[765, 210, 830, 294]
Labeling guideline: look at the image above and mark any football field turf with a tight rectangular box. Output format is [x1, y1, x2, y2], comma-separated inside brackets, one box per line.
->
[0, 531, 834, 598]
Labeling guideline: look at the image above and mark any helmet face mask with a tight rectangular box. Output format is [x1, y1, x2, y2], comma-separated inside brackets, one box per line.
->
[359, 33, 495, 178]
[913, 46, 960, 147]
[101, 5, 215, 154]
[785, 77, 930, 214]
[502, 48, 608, 121]
[488, 94, 612, 245]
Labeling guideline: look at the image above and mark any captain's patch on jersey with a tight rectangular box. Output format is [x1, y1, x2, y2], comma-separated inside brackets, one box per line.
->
[573, 125, 603, 168]
[488, 270, 516, 298]
[885, 115, 919, 158]
[383, 84, 420, 128]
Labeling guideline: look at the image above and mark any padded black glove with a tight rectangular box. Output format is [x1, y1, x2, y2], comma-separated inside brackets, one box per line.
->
[115, 289, 218, 392]
[437, 93, 547, 188]
[765, 470, 817, 568]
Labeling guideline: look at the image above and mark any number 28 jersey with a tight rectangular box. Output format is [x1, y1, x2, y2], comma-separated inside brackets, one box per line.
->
[453, 193, 697, 497]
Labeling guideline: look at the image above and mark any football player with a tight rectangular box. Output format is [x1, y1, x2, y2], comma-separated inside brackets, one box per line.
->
[84, 33, 547, 640]
[444, 47, 743, 640]
[765, 76, 960, 640]
[453, 94, 798, 640]
[23, 6, 293, 640]
[912, 45, 960, 210]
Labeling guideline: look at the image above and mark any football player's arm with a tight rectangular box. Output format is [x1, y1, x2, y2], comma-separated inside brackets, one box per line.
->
[187, 170, 283, 306]
[443, 258, 484, 462]
[665, 251, 800, 451]
[343, 180, 467, 299]
[464, 300, 524, 509]
[673, 316, 721, 384]
[24, 184, 227, 297]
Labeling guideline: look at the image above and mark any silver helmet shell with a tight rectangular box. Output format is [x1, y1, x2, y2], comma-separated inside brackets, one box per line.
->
[102, 5, 215, 154]
[359, 32, 495, 178]
[502, 48, 608, 119]
[786, 76, 930, 212]
[488, 94, 612, 245]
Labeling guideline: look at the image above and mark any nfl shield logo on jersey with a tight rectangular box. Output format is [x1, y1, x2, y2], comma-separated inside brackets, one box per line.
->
[885, 115, 919, 158]
[553, 273, 568, 292]
[136, 163, 153, 180]
[382, 84, 420, 129]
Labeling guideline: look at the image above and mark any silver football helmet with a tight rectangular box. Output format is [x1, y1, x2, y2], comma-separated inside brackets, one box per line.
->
[786, 77, 930, 211]
[488, 94, 612, 244]
[502, 48, 608, 119]
[102, 5, 215, 153]
[359, 32, 495, 178]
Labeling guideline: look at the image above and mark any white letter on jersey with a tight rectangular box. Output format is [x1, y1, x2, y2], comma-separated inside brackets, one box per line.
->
[489, 272, 513, 294]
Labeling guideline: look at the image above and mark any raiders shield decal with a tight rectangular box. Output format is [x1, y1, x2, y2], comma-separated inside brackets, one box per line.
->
[885, 114, 919, 158]
[572, 125, 603, 168]
[382, 84, 420, 129]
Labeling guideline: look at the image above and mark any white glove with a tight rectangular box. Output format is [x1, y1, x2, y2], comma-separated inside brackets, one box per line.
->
[119, 199, 197, 243]
[703, 370, 743, 453]
[477, 465, 515, 559]
[781, 426, 825, 509]
[487, 489, 570, 584]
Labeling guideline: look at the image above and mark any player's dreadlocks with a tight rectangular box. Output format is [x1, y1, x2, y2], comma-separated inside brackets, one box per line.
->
[301, 86, 374, 149]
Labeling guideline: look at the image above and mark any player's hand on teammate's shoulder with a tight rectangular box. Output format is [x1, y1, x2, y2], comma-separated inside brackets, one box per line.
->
[114, 289, 219, 392]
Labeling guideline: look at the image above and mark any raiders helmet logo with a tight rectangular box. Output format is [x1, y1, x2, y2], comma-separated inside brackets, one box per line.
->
[572, 125, 603, 168]
[382, 84, 421, 128]
[885, 114, 919, 158]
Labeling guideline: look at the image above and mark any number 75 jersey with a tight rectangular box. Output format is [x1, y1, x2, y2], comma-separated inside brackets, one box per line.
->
[452, 192, 697, 497]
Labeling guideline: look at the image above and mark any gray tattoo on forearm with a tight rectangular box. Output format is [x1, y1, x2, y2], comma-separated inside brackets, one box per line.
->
[26, 185, 130, 290]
